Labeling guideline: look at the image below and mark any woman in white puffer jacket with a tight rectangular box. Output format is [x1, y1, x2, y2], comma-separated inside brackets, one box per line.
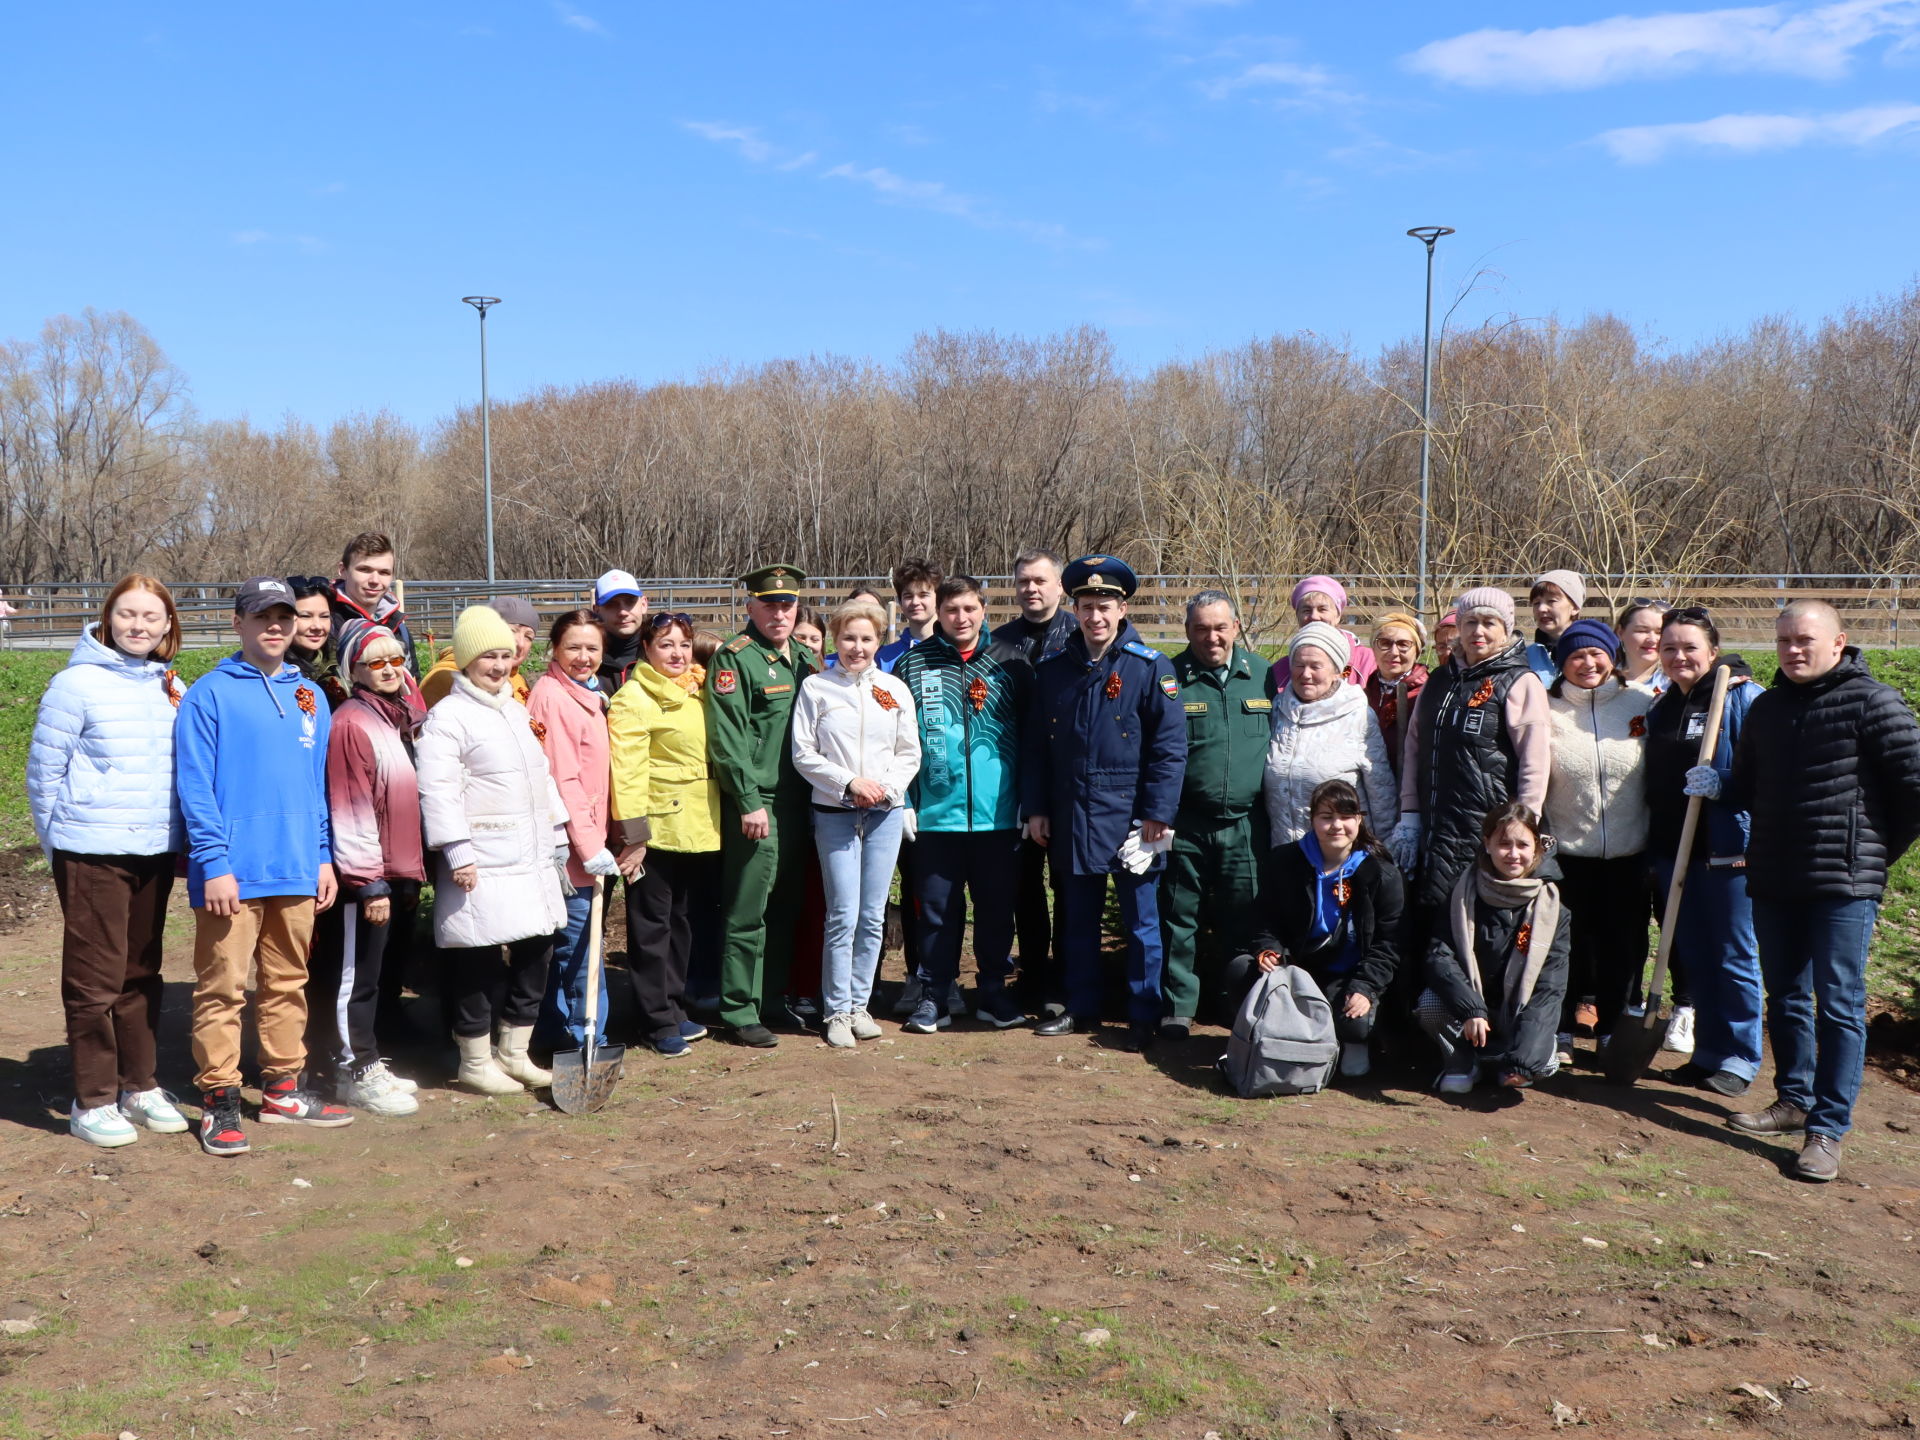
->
[416, 606, 571, 1094]
[1262, 623, 1398, 849]
[1541, 618, 1654, 1052]
[27, 577, 190, 1148]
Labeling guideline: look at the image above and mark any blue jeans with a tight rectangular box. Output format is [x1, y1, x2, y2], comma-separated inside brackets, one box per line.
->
[1060, 869, 1164, 1027]
[813, 807, 904, 1017]
[1652, 858, 1762, 1081]
[1751, 895, 1877, 1138]
[912, 829, 1021, 992]
[539, 883, 609, 1048]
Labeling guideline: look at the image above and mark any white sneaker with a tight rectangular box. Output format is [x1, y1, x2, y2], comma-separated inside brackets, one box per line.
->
[1338, 1041, 1371, 1078]
[71, 1101, 138, 1147]
[377, 1060, 419, 1095]
[892, 976, 925, 1016]
[1663, 1006, 1696, 1054]
[1437, 1071, 1475, 1096]
[118, 1088, 189, 1133]
[946, 981, 966, 1017]
[824, 1013, 856, 1049]
[849, 1009, 883, 1040]
[343, 1064, 420, 1116]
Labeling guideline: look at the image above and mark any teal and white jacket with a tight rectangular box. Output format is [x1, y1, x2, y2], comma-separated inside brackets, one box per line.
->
[892, 631, 1033, 832]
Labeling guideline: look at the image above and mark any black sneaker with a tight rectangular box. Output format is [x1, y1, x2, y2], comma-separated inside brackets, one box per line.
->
[733, 1023, 779, 1049]
[198, 1087, 250, 1156]
[974, 990, 1029, 1029]
[258, 1076, 355, 1127]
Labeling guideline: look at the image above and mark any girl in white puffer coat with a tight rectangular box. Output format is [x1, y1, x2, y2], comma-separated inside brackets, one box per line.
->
[27, 578, 190, 1148]
[416, 606, 571, 1094]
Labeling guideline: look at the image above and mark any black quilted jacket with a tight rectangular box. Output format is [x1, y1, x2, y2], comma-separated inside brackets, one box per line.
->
[1727, 649, 1920, 901]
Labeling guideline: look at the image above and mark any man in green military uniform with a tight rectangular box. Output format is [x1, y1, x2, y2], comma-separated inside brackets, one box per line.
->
[706, 564, 821, 1047]
[1159, 589, 1273, 1040]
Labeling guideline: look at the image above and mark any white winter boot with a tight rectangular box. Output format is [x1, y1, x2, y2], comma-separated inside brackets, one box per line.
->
[456, 1033, 522, 1094]
[494, 1025, 552, 1087]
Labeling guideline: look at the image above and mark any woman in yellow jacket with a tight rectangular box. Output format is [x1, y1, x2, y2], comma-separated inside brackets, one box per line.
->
[610, 613, 722, 1058]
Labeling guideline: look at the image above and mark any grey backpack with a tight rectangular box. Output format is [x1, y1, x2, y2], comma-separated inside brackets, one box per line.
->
[1219, 964, 1339, 1098]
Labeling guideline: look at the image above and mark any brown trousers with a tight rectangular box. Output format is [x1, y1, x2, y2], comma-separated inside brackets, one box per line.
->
[52, 851, 175, 1109]
[191, 896, 315, 1092]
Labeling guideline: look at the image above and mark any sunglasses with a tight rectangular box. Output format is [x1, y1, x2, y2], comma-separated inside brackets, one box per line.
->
[1624, 596, 1672, 612]
[286, 575, 332, 594]
[1663, 605, 1714, 626]
[647, 612, 695, 630]
[359, 655, 407, 672]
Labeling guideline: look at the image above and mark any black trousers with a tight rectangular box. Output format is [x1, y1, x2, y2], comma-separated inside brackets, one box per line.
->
[307, 881, 420, 1079]
[1013, 835, 1066, 1010]
[446, 935, 551, 1038]
[1558, 853, 1653, 1032]
[625, 849, 719, 1040]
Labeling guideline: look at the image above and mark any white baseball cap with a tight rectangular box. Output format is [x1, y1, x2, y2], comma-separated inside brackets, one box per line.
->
[594, 569, 645, 605]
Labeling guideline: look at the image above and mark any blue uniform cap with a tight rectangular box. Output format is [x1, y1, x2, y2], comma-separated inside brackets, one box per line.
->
[1062, 554, 1137, 600]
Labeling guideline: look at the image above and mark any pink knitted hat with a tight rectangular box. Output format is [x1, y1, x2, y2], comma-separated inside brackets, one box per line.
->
[1453, 586, 1516, 629]
[1290, 575, 1347, 613]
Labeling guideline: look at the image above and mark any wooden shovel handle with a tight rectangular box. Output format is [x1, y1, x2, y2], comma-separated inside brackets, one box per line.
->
[1644, 664, 1733, 1009]
[582, 875, 605, 1044]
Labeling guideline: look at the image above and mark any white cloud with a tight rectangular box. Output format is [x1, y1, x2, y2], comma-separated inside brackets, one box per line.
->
[683, 120, 1095, 249]
[681, 120, 777, 163]
[1200, 59, 1338, 98]
[552, 2, 607, 36]
[1407, 0, 1920, 91]
[231, 230, 326, 254]
[1600, 99, 1920, 158]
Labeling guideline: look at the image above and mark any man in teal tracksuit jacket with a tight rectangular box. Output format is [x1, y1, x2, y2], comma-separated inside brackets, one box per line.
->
[892, 576, 1034, 1033]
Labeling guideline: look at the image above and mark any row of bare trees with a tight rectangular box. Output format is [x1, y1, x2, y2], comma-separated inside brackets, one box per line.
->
[10, 292, 1920, 619]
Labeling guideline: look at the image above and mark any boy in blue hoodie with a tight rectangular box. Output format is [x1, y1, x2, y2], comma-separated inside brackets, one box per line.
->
[176, 577, 353, 1155]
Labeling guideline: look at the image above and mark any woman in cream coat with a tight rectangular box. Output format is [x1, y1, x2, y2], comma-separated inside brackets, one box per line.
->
[417, 606, 570, 1093]
[610, 613, 723, 1058]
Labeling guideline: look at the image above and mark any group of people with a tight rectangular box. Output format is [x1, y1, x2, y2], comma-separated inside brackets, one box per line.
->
[27, 541, 1920, 1184]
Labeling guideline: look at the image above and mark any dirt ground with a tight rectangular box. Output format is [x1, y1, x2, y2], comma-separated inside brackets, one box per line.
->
[3, 855, 1920, 1439]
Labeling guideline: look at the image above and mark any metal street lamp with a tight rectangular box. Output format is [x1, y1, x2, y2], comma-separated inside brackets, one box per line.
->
[462, 296, 501, 583]
[1405, 227, 1453, 622]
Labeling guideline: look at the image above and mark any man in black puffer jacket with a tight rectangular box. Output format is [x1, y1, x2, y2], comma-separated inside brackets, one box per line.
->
[1692, 600, 1920, 1182]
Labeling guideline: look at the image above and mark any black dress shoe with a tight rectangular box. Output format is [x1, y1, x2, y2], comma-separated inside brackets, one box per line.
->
[1159, 1017, 1191, 1043]
[1123, 1023, 1156, 1052]
[733, 1024, 779, 1048]
[1665, 1061, 1714, 1087]
[1703, 1068, 1752, 1097]
[1034, 1013, 1090, 1037]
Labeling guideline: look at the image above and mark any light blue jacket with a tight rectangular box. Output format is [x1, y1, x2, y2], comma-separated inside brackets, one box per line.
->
[27, 625, 184, 858]
[175, 653, 333, 905]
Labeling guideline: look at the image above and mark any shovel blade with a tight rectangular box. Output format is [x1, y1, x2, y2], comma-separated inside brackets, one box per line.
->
[549, 1043, 626, 1114]
[1600, 1006, 1671, 1087]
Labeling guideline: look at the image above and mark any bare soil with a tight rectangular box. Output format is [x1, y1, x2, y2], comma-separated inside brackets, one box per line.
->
[2, 854, 1919, 1439]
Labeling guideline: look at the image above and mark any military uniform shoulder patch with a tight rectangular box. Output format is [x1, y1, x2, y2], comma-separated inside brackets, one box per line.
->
[1122, 640, 1161, 661]
[1159, 673, 1180, 699]
[723, 635, 752, 655]
[714, 669, 738, 695]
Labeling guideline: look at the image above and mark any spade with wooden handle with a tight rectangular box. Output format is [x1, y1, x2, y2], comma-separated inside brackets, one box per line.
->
[550, 876, 625, 1113]
[1602, 662, 1732, 1087]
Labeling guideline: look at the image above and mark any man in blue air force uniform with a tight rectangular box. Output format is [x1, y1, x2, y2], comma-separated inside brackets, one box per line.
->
[1022, 556, 1188, 1050]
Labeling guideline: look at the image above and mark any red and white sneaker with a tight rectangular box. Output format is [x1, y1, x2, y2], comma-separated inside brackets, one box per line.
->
[258, 1076, 355, 1127]
[198, 1087, 250, 1156]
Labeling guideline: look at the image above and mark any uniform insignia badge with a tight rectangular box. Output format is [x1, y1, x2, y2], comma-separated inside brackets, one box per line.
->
[715, 670, 738, 695]
[1105, 671, 1123, 700]
[1159, 674, 1179, 699]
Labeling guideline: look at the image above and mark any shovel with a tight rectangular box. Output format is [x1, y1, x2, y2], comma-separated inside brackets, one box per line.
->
[1603, 663, 1732, 1087]
[550, 876, 625, 1113]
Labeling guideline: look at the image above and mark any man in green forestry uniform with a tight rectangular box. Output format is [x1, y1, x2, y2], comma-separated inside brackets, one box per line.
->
[706, 563, 821, 1047]
[1159, 589, 1272, 1040]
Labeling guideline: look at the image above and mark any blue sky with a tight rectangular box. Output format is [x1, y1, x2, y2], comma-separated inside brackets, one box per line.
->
[6, 0, 1919, 425]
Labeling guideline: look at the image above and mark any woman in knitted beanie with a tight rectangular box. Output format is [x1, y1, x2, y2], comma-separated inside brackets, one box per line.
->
[416, 606, 570, 1094]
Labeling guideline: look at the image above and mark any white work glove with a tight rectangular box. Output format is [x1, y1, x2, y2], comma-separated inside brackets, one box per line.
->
[582, 848, 621, 878]
[1116, 824, 1174, 876]
[1388, 815, 1423, 873]
[1683, 765, 1723, 800]
[901, 809, 918, 843]
[553, 844, 572, 873]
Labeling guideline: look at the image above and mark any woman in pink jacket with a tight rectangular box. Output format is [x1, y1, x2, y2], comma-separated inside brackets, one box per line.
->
[529, 610, 626, 1050]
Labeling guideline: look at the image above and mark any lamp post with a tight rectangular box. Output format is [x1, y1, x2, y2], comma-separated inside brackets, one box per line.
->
[462, 296, 501, 583]
[1405, 228, 1453, 622]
